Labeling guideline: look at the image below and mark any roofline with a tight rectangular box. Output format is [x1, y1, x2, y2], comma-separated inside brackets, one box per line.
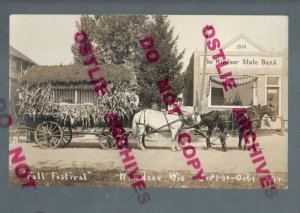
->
[222, 33, 268, 52]
[9, 45, 37, 65]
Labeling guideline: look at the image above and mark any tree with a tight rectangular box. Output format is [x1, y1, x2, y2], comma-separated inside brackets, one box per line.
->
[72, 15, 185, 108]
[135, 15, 185, 108]
[72, 15, 151, 66]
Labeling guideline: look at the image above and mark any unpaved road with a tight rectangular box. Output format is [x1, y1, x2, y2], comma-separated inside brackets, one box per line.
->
[9, 132, 288, 174]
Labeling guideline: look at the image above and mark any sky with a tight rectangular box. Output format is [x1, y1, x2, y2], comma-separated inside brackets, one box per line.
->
[10, 15, 288, 70]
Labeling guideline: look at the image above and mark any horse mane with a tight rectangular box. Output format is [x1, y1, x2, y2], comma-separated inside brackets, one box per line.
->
[247, 105, 268, 117]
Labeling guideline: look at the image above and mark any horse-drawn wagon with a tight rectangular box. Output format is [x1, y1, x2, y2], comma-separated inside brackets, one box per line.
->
[11, 103, 136, 149]
[10, 82, 276, 151]
[11, 96, 220, 151]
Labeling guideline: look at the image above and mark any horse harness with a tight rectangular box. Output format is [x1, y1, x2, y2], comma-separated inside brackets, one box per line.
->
[162, 111, 172, 131]
[218, 107, 263, 133]
[136, 109, 195, 134]
[247, 107, 265, 129]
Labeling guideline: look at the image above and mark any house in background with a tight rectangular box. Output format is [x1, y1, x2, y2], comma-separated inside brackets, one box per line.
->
[9, 45, 37, 112]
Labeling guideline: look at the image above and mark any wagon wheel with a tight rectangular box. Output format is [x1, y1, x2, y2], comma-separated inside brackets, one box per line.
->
[60, 126, 72, 147]
[9, 128, 16, 144]
[9, 129, 20, 144]
[98, 128, 117, 150]
[9, 131, 15, 144]
[34, 121, 62, 148]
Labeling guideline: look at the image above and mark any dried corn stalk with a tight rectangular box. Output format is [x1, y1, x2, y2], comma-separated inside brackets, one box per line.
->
[16, 83, 54, 117]
[96, 82, 139, 120]
[15, 82, 139, 128]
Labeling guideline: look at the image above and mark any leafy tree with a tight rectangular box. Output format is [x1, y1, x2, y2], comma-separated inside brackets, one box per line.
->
[135, 15, 185, 108]
[72, 15, 185, 109]
[72, 15, 151, 66]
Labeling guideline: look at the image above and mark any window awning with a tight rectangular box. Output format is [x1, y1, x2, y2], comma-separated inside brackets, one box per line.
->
[206, 75, 258, 96]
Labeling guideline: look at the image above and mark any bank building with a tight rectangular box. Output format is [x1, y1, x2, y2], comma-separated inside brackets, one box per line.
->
[183, 34, 288, 130]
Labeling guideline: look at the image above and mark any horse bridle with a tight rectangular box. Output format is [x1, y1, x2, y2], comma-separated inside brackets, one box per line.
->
[177, 108, 200, 127]
[249, 106, 274, 120]
[248, 107, 262, 121]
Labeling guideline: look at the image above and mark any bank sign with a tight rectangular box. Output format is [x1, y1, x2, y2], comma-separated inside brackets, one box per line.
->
[204, 56, 283, 69]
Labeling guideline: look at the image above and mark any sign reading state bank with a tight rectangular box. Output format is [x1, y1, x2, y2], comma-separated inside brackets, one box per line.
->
[205, 56, 282, 69]
[202, 34, 283, 69]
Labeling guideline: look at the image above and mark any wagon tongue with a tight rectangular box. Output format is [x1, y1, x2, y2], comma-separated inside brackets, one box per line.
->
[194, 129, 209, 139]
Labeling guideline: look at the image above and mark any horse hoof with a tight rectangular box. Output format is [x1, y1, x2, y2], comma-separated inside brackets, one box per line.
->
[170, 147, 177, 152]
[138, 145, 145, 151]
[238, 146, 242, 150]
[175, 146, 182, 151]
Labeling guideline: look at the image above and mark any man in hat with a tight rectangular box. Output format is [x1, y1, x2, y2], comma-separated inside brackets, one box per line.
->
[167, 93, 184, 113]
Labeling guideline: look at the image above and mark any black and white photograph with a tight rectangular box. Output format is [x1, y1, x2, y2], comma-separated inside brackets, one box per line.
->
[8, 15, 288, 191]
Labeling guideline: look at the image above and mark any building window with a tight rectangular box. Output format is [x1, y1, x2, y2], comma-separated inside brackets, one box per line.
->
[266, 75, 281, 116]
[267, 76, 279, 85]
[11, 58, 17, 70]
[22, 62, 29, 72]
[53, 89, 76, 104]
[16, 59, 22, 71]
[210, 81, 254, 106]
[53, 89, 95, 104]
[77, 90, 95, 104]
[208, 75, 257, 107]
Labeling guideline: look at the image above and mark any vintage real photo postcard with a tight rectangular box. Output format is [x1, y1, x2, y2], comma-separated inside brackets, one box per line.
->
[9, 15, 288, 195]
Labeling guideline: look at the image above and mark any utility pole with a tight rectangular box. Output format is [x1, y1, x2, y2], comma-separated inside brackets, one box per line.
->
[199, 37, 208, 112]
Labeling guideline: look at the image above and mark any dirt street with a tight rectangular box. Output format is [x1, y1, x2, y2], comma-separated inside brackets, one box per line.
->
[9, 132, 287, 174]
[8, 131, 288, 189]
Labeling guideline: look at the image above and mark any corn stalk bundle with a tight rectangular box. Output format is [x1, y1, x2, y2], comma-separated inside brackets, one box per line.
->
[16, 83, 55, 118]
[96, 82, 139, 120]
[15, 82, 140, 128]
[55, 104, 105, 128]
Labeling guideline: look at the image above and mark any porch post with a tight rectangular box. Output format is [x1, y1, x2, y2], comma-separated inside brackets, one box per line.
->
[75, 90, 78, 104]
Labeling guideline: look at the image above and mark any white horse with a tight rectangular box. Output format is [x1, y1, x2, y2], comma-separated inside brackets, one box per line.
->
[131, 106, 200, 151]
